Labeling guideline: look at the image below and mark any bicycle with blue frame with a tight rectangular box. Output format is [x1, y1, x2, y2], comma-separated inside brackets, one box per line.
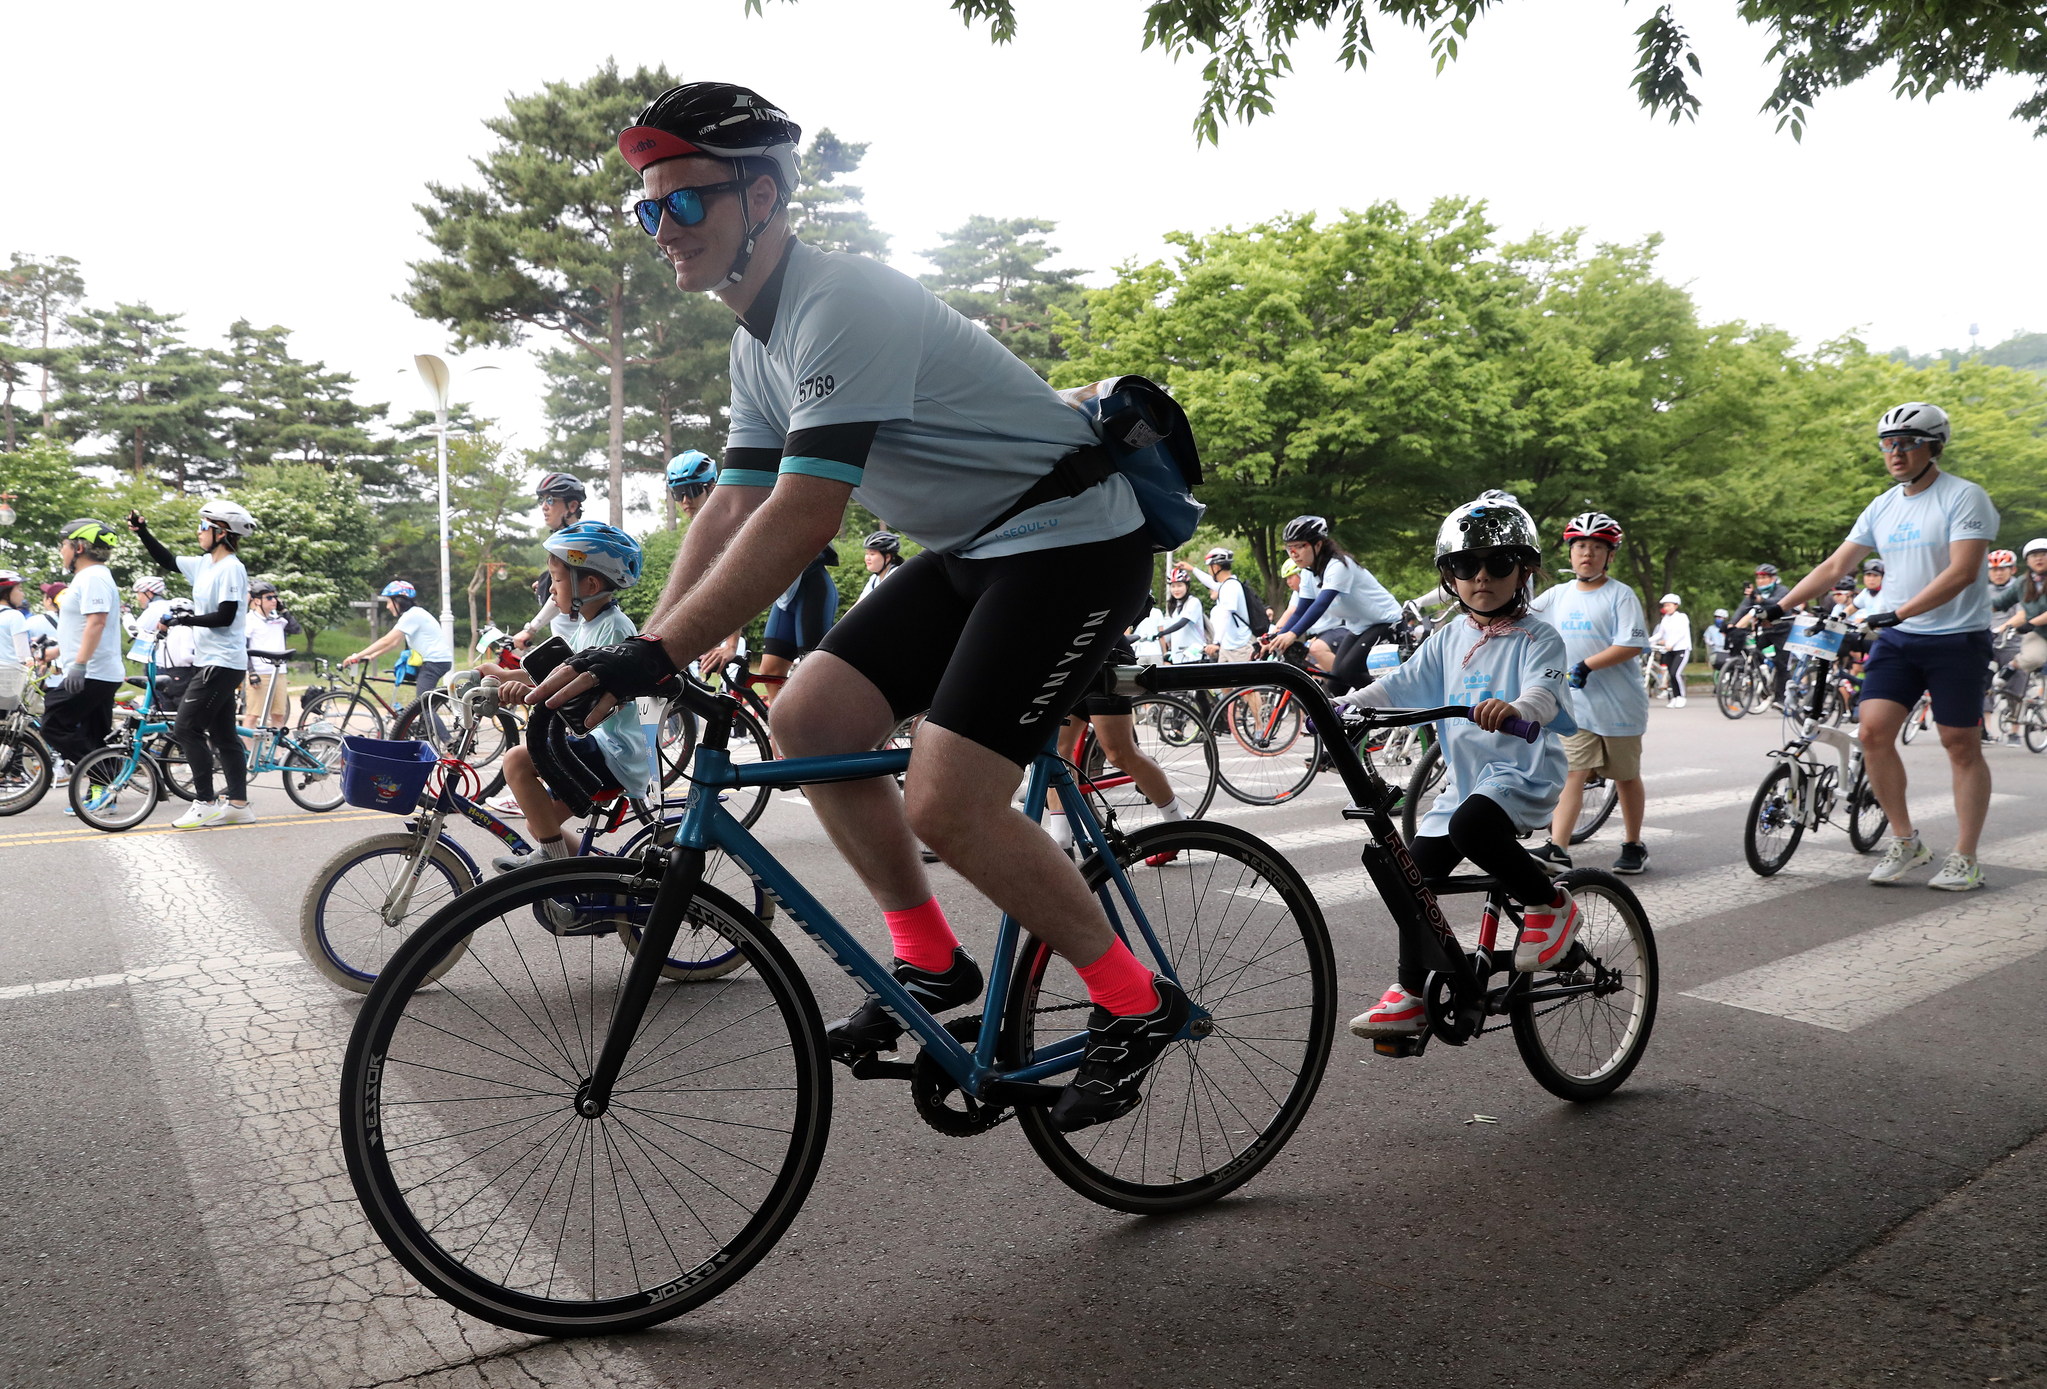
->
[338, 666, 1338, 1336]
[301, 672, 776, 993]
[67, 655, 347, 831]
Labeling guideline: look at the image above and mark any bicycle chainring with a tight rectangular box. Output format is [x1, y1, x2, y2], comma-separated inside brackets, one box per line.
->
[911, 1015, 1016, 1138]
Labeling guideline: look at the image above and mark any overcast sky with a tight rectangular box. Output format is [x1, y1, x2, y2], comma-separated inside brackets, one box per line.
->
[6, 0, 2044, 483]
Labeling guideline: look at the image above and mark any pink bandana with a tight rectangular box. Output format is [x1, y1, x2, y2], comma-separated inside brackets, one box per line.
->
[1460, 613, 1530, 668]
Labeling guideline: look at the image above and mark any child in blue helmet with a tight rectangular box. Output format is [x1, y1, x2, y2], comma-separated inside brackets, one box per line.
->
[486, 523, 651, 866]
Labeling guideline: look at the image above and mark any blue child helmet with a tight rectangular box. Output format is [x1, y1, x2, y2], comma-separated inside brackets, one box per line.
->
[544, 521, 644, 591]
[380, 580, 418, 599]
[667, 450, 717, 495]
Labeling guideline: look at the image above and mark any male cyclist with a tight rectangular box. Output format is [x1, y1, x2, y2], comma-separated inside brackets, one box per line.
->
[665, 451, 750, 676]
[1732, 563, 1797, 708]
[42, 520, 128, 781]
[510, 473, 588, 651]
[1528, 512, 1652, 875]
[1760, 402, 1997, 890]
[1188, 547, 1258, 664]
[536, 82, 1175, 1131]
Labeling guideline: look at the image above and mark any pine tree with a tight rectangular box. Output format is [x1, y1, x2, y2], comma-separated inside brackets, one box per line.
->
[919, 216, 1085, 377]
[0, 254, 86, 450]
[788, 130, 891, 259]
[56, 302, 228, 489]
[219, 321, 394, 481]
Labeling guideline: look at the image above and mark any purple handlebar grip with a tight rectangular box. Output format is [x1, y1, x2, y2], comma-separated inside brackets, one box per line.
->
[1499, 716, 1541, 743]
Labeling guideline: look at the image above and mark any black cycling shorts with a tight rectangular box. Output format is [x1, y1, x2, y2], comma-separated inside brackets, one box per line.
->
[817, 528, 1153, 767]
[763, 567, 838, 660]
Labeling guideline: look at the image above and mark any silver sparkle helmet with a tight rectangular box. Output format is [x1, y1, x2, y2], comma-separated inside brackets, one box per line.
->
[1435, 489, 1540, 566]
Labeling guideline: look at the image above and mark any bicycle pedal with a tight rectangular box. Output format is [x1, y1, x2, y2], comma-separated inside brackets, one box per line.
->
[848, 1054, 916, 1080]
[1372, 1036, 1425, 1059]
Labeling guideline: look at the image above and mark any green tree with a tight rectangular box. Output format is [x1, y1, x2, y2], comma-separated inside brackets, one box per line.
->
[788, 130, 891, 259]
[920, 215, 1085, 375]
[0, 434, 99, 578]
[0, 254, 86, 443]
[56, 302, 228, 488]
[404, 61, 684, 528]
[218, 321, 394, 480]
[444, 432, 539, 640]
[236, 464, 382, 657]
[780, 0, 2047, 142]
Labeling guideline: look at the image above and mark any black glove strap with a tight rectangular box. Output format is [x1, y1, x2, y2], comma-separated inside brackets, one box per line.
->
[568, 634, 681, 704]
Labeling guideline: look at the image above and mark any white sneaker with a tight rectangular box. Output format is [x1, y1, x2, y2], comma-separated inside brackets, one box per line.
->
[1515, 889, 1581, 972]
[1868, 833, 1933, 885]
[1671, 696, 1687, 708]
[1926, 851, 1984, 892]
[50, 760, 71, 788]
[1349, 985, 1426, 1038]
[172, 799, 228, 830]
[216, 802, 256, 826]
[483, 792, 524, 819]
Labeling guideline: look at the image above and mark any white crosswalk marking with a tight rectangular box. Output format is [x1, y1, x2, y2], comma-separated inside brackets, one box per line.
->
[94, 835, 647, 1388]
[1683, 883, 2047, 1031]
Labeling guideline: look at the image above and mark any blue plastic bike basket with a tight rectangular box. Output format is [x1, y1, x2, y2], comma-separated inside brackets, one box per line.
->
[340, 736, 438, 814]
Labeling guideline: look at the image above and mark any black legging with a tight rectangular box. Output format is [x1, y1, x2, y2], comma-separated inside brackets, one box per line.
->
[176, 664, 247, 802]
[1322, 622, 1396, 698]
[1401, 794, 1558, 993]
[1658, 649, 1687, 697]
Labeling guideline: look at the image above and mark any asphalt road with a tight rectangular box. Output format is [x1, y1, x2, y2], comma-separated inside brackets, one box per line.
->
[2, 697, 2043, 1389]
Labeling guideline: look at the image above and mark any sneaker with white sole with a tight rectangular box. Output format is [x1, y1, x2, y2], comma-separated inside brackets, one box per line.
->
[1349, 985, 1426, 1038]
[216, 803, 255, 826]
[1670, 696, 1687, 708]
[482, 792, 524, 819]
[1868, 832, 1933, 885]
[1926, 851, 1984, 892]
[1515, 889, 1580, 972]
[172, 798, 228, 830]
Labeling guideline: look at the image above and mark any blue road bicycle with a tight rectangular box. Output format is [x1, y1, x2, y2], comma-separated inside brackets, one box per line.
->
[300, 674, 772, 993]
[338, 671, 1337, 1336]
[68, 658, 345, 832]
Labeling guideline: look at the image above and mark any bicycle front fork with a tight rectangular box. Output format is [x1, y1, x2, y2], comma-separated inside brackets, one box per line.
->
[577, 846, 704, 1118]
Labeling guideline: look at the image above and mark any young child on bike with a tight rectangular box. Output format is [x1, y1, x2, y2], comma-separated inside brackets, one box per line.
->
[485, 522, 653, 870]
[1338, 491, 1582, 1038]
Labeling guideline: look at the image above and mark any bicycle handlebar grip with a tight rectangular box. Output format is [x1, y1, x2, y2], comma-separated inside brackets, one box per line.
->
[1498, 715, 1541, 743]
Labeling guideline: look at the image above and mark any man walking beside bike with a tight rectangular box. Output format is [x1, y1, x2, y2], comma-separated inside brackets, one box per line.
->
[536, 82, 1185, 1132]
[41, 521, 128, 786]
[1529, 512, 1653, 875]
[1759, 402, 1997, 890]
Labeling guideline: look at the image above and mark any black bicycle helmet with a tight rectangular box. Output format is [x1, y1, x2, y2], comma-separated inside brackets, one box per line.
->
[619, 83, 803, 287]
[1863, 558, 1885, 575]
[1282, 515, 1329, 545]
[536, 472, 587, 503]
[863, 531, 900, 555]
[249, 579, 278, 597]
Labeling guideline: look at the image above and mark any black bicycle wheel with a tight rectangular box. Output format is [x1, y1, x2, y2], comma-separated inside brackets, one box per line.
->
[0, 722, 54, 816]
[144, 730, 198, 802]
[1001, 820, 1337, 1215]
[720, 706, 776, 829]
[1400, 741, 1449, 844]
[1743, 762, 1804, 876]
[1083, 695, 1218, 831]
[1210, 686, 1320, 806]
[1900, 693, 1931, 744]
[657, 697, 699, 790]
[301, 691, 387, 740]
[1569, 774, 1618, 846]
[68, 745, 162, 832]
[612, 816, 775, 981]
[396, 697, 518, 770]
[1715, 664, 1748, 720]
[1846, 774, 1888, 853]
[2025, 702, 2047, 755]
[282, 732, 347, 812]
[340, 864, 832, 1336]
[1510, 868, 1657, 1102]
[301, 831, 476, 992]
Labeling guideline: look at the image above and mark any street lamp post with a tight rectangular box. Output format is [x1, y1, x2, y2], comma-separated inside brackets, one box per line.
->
[414, 354, 457, 656]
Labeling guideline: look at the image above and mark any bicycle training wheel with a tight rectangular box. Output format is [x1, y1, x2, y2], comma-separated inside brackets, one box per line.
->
[282, 732, 347, 812]
[1715, 667, 1748, 720]
[1083, 695, 1218, 830]
[1569, 774, 1618, 845]
[1001, 819, 1336, 1215]
[301, 832, 476, 992]
[0, 725, 53, 816]
[300, 691, 386, 740]
[1211, 686, 1320, 806]
[68, 746, 163, 832]
[1400, 740, 1449, 844]
[1510, 868, 1657, 1102]
[1846, 775, 1888, 854]
[340, 863, 831, 1336]
[1743, 762, 1804, 875]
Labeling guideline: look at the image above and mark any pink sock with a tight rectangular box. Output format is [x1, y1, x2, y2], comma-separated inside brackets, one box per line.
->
[885, 897, 960, 973]
[1074, 939, 1160, 1016]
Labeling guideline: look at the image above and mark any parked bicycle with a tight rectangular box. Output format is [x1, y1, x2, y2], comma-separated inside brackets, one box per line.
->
[339, 665, 1338, 1335]
[0, 666, 55, 817]
[1743, 615, 1889, 875]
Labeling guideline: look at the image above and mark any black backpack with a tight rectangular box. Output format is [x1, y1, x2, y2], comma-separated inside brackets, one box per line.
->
[1233, 576, 1270, 639]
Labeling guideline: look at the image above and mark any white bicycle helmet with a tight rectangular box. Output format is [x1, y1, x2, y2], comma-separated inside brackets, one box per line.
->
[199, 499, 258, 537]
[1659, 593, 1681, 606]
[2025, 538, 2047, 558]
[134, 575, 167, 599]
[1877, 401, 1950, 446]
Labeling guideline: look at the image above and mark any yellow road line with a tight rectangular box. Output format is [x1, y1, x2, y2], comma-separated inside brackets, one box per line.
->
[0, 809, 390, 849]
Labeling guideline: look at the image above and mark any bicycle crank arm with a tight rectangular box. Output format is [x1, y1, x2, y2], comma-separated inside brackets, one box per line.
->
[577, 848, 704, 1118]
[977, 1078, 1066, 1109]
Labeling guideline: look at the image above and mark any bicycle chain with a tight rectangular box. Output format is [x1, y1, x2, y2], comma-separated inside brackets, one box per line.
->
[912, 1015, 1017, 1138]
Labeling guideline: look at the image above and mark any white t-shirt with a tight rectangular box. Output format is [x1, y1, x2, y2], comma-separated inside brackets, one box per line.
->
[0, 608, 26, 666]
[57, 564, 126, 683]
[392, 606, 454, 665]
[725, 240, 1143, 559]
[1650, 612, 1692, 652]
[1529, 578, 1651, 737]
[1130, 606, 1166, 663]
[1846, 471, 1999, 635]
[1306, 556, 1402, 635]
[177, 553, 250, 670]
[128, 597, 172, 662]
[1852, 588, 1879, 613]
[1162, 596, 1207, 663]
[1192, 570, 1254, 648]
[247, 610, 293, 664]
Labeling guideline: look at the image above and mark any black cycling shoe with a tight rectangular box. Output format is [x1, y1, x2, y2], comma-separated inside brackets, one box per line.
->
[827, 948, 983, 1057]
[1529, 840, 1573, 873]
[1049, 977, 1191, 1133]
[1612, 840, 1649, 875]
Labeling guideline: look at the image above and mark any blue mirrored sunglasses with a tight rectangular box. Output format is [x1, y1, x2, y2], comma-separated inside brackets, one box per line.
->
[633, 180, 748, 237]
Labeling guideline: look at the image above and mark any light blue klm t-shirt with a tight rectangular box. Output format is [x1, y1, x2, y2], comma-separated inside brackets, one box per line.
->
[558, 602, 653, 801]
[177, 553, 249, 671]
[725, 240, 1142, 558]
[1846, 471, 1999, 636]
[1306, 555, 1402, 634]
[57, 564, 127, 683]
[1368, 615, 1575, 837]
[1529, 578, 1651, 737]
